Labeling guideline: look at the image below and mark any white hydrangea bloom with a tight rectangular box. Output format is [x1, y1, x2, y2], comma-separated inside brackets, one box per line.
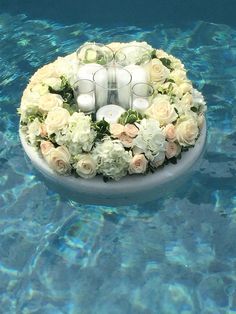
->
[133, 119, 167, 161]
[55, 112, 96, 155]
[27, 118, 42, 145]
[192, 89, 207, 113]
[92, 138, 132, 181]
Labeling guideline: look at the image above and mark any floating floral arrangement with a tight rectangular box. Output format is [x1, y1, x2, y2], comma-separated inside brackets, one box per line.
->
[18, 41, 207, 181]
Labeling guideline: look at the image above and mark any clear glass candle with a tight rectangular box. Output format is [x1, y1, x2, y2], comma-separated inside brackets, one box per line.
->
[76, 42, 114, 65]
[73, 79, 95, 114]
[93, 65, 132, 110]
[131, 82, 154, 114]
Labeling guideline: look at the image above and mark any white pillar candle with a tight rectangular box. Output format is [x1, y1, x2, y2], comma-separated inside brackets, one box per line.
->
[116, 68, 131, 109]
[77, 63, 103, 81]
[96, 104, 125, 124]
[132, 97, 150, 114]
[125, 64, 148, 88]
[76, 94, 95, 113]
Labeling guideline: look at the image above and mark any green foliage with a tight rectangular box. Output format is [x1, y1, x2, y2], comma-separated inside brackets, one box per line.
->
[93, 119, 110, 140]
[118, 109, 144, 125]
[49, 76, 75, 106]
[151, 50, 157, 59]
[159, 57, 173, 70]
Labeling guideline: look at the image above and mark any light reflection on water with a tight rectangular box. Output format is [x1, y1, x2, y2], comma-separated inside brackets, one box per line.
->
[0, 13, 236, 313]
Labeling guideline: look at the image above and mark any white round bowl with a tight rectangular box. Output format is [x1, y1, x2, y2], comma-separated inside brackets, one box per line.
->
[20, 120, 207, 206]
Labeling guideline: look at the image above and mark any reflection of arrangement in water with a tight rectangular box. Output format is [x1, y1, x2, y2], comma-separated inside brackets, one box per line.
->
[18, 41, 207, 181]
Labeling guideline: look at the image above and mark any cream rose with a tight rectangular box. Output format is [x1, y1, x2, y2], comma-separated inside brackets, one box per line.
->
[129, 154, 148, 174]
[44, 77, 62, 91]
[149, 58, 170, 83]
[74, 155, 96, 179]
[176, 117, 199, 147]
[45, 146, 71, 175]
[38, 93, 64, 112]
[169, 69, 187, 85]
[40, 141, 54, 156]
[164, 124, 176, 142]
[146, 95, 178, 126]
[166, 142, 181, 159]
[198, 113, 205, 129]
[110, 123, 125, 138]
[180, 92, 193, 110]
[155, 49, 170, 59]
[45, 107, 70, 135]
[124, 124, 139, 138]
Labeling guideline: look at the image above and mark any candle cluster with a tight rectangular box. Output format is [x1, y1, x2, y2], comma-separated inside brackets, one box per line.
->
[74, 43, 153, 123]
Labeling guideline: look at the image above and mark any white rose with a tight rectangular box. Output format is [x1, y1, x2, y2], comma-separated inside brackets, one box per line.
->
[176, 116, 199, 147]
[45, 146, 71, 175]
[44, 77, 62, 91]
[169, 69, 187, 85]
[198, 113, 205, 129]
[155, 49, 170, 59]
[149, 58, 170, 83]
[166, 142, 181, 159]
[45, 107, 70, 135]
[146, 95, 178, 126]
[74, 155, 96, 179]
[129, 154, 148, 174]
[180, 92, 193, 110]
[30, 64, 59, 84]
[38, 93, 64, 112]
[30, 83, 48, 96]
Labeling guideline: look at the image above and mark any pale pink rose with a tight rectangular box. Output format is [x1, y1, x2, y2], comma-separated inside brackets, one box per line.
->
[124, 124, 139, 138]
[40, 124, 48, 138]
[129, 154, 148, 174]
[110, 123, 125, 138]
[119, 133, 133, 148]
[40, 141, 54, 156]
[164, 124, 176, 142]
[166, 142, 181, 159]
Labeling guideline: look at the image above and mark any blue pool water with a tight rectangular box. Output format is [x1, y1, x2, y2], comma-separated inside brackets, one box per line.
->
[0, 3, 236, 313]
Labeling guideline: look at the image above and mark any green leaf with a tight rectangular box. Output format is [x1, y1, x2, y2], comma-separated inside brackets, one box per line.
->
[118, 109, 144, 125]
[151, 50, 157, 59]
[49, 76, 75, 106]
[93, 119, 110, 140]
[191, 107, 198, 113]
[159, 57, 172, 70]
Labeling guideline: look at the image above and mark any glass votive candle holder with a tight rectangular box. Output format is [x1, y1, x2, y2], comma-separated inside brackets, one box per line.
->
[76, 42, 114, 65]
[93, 65, 132, 110]
[114, 45, 151, 88]
[114, 45, 151, 67]
[73, 79, 96, 114]
[131, 83, 154, 114]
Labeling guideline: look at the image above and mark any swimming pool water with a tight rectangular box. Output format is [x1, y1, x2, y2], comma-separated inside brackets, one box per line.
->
[0, 12, 236, 313]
